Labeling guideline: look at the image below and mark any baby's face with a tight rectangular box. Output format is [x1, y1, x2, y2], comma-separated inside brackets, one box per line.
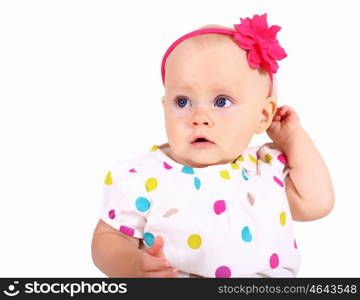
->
[162, 35, 276, 168]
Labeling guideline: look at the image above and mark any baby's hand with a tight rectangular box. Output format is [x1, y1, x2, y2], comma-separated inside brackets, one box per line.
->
[136, 236, 178, 278]
[267, 105, 303, 146]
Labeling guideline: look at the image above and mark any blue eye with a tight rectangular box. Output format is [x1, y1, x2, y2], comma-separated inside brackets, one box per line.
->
[175, 96, 232, 108]
[176, 97, 189, 108]
[215, 97, 232, 107]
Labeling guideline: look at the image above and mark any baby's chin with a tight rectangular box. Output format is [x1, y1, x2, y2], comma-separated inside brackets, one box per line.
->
[169, 144, 234, 167]
[184, 153, 231, 168]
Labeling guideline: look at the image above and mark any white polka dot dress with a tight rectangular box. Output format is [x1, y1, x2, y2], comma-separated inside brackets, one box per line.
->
[100, 143, 301, 277]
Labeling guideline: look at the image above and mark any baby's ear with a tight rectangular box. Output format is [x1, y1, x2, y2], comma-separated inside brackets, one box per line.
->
[161, 95, 166, 105]
[254, 97, 277, 134]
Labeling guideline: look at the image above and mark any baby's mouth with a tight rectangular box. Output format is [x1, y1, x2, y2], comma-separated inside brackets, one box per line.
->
[194, 138, 209, 142]
[191, 136, 215, 148]
[191, 137, 214, 143]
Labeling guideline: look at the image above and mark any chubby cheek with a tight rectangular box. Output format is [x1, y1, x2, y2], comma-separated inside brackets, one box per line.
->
[220, 118, 253, 152]
[164, 114, 188, 149]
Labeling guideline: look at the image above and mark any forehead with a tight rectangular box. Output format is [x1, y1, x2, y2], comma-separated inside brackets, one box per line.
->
[164, 34, 267, 93]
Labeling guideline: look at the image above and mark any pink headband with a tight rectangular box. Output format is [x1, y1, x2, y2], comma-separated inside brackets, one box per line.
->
[161, 13, 287, 98]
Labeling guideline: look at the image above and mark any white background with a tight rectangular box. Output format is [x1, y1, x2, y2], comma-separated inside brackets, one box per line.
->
[0, 0, 359, 277]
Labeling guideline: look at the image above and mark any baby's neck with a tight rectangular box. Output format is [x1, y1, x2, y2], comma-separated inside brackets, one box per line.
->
[159, 143, 238, 168]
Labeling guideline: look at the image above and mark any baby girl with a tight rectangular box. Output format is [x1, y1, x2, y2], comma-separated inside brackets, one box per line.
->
[91, 14, 335, 278]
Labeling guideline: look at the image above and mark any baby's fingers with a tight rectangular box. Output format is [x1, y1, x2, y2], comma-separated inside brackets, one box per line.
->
[146, 236, 166, 258]
[141, 251, 171, 272]
[144, 268, 178, 278]
[274, 106, 292, 121]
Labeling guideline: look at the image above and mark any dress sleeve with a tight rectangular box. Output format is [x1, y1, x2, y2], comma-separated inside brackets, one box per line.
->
[100, 161, 148, 239]
[257, 142, 290, 183]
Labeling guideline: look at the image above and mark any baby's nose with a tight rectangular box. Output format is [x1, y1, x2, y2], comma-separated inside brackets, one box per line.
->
[192, 115, 214, 127]
[191, 106, 215, 127]
[193, 120, 210, 126]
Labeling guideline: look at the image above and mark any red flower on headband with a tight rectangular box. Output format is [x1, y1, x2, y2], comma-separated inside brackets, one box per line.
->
[233, 13, 287, 74]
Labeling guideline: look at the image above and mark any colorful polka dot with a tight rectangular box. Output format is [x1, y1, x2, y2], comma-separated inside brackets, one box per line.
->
[264, 153, 273, 163]
[163, 208, 178, 218]
[214, 200, 226, 215]
[249, 154, 257, 164]
[182, 166, 194, 175]
[231, 163, 240, 170]
[247, 192, 255, 205]
[280, 211, 286, 226]
[278, 153, 287, 165]
[237, 155, 245, 162]
[163, 161, 173, 170]
[194, 177, 201, 190]
[145, 178, 158, 192]
[128, 168, 137, 173]
[150, 145, 158, 152]
[135, 196, 151, 212]
[120, 225, 134, 237]
[215, 266, 231, 278]
[108, 209, 116, 219]
[144, 232, 155, 246]
[220, 170, 231, 180]
[269, 253, 279, 268]
[104, 171, 112, 185]
[241, 226, 252, 242]
[273, 176, 284, 187]
[187, 234, 202, 249]
[241, 168, 249, 181]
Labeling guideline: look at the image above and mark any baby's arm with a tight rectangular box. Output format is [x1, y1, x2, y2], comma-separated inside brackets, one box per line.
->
[280, 128, 335, 221]
[91, 219, 177, 277]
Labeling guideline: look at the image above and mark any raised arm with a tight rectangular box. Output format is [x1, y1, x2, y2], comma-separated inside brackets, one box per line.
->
[266, 105, 335, 221]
